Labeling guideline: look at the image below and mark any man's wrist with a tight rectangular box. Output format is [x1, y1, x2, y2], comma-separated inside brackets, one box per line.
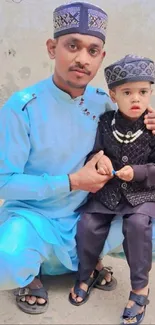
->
[68, 173, 79, 191]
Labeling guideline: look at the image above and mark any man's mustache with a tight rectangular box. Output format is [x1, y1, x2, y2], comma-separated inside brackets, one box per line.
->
[69, 65, 91, 76]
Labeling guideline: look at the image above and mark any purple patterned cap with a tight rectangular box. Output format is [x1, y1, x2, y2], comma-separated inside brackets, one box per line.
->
[104, 54, 155, 89]
[53, 2, 108, 42]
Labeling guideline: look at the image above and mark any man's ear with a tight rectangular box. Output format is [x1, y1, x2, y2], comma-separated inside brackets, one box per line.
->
[100, 50, 106, 66]
[109, 89, 116, 103]
[46, 39, 57, 59]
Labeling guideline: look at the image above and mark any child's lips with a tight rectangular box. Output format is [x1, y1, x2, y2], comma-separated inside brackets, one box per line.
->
[130, 105, 141, 110]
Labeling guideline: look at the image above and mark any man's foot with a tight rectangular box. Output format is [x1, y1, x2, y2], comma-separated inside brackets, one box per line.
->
[122, 286, 149, 325]
[15, 277, 49, 314]
[20, 277, 46, 305]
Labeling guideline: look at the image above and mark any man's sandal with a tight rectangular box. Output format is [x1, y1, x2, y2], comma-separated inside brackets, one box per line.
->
[95, 266, 117, 291]
[68, 269, 100, 306]
[122, 291, 149, 325]
[14, 285, 49, 314]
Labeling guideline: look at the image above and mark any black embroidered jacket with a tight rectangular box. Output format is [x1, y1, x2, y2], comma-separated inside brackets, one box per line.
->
[88, 110, 155, 210]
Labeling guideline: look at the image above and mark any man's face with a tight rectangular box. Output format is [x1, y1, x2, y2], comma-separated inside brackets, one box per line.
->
[110, 81, 152, 119]
[47, 33, 105, 90]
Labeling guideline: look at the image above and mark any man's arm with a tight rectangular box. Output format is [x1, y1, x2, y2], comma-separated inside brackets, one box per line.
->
[0, 96, 111, 200]
[144, 106, 155, 134]
[0, 97, 70, 200]
[69, 152, 111, 193]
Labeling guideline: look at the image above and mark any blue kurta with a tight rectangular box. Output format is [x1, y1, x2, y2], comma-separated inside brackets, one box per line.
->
[0, 76, 154, 289]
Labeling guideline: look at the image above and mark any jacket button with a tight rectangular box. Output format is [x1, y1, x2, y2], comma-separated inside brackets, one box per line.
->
[127, 131, 132, 137]
[121, 182, 127, 190]
[122, 155, 128, 163]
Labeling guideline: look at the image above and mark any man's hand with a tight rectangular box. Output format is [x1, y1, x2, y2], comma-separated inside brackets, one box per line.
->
[97, 154, 114, 176]
[116, 165, 134, 182]
[69, 151, 112, 193]
[144, 106, 155, 134]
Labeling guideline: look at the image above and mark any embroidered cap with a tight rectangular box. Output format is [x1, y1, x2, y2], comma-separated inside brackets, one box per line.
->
[53, 2, 108, 42]
[104, 54, 155, 89]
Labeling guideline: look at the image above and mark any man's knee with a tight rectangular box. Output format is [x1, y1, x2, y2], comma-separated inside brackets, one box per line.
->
[0, 249, 41, 290]
[0, 217, 43, 290]
[0, 251, 27, 290]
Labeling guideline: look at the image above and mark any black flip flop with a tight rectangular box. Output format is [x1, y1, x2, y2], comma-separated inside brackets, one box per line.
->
[14, 286, 49, 314]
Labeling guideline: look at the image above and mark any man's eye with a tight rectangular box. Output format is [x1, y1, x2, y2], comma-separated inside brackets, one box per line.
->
[89, 49, 98, 56]
[124, 91, 130, 95]
[68, 44, 77, 50]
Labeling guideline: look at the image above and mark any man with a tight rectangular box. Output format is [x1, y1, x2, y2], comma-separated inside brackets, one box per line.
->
[0, 1, 155, 315]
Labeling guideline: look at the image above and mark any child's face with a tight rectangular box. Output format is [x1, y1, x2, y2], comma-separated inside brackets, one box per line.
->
[109, 81, 152, 120]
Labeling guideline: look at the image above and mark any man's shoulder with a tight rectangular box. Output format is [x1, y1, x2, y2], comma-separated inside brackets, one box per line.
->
[86, 85, 109, 100]
[2, 78, 49, 113]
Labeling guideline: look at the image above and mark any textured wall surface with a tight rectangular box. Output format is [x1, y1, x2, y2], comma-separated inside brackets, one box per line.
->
[0, 0, 155, 106]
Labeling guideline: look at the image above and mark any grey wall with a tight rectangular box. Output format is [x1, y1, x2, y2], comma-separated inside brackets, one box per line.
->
[0, 0, 155, 106]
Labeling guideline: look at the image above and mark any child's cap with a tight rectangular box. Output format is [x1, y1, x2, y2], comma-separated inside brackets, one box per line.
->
[104, 54, 155, 89]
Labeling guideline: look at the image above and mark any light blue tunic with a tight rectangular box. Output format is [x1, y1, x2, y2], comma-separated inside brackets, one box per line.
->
[0, 77, 154, 290]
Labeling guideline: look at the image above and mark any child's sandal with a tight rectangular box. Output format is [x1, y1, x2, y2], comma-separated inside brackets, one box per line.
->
[122, 291, 149, 325]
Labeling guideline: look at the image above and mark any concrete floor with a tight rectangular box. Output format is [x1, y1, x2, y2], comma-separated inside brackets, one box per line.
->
[0, 256, 154, 324]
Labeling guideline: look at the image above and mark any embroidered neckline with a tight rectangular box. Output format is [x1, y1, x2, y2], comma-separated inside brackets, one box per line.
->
[111, 111, 145, 144]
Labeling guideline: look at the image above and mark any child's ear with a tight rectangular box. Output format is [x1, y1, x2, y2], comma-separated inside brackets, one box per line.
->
[109, 89, 116, 103]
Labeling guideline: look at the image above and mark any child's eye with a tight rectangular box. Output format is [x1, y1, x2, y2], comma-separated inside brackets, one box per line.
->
[140, 90, 148, 95]
[124, 91, 130, 95]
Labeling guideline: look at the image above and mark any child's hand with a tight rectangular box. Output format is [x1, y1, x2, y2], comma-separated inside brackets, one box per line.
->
[116, 165, 134, 182]
[97, 155, 114, 176]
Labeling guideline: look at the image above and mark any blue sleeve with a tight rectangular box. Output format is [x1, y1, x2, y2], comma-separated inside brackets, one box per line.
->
[0, 95, 70, 200]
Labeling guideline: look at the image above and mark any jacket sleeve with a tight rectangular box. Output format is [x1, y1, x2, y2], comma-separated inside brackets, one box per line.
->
[132, 164, 155, 188]
[0, 94, 70, 201]
[132, 138, 155, 188]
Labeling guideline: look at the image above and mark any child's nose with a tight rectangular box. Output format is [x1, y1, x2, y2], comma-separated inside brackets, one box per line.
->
[131, 94, 140, 102]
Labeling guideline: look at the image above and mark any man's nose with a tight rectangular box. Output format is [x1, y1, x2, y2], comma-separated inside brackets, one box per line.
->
[75, 49, 90, 66]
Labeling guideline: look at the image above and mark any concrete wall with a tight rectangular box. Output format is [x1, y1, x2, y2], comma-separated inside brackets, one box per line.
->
[0, 0, 155, 106]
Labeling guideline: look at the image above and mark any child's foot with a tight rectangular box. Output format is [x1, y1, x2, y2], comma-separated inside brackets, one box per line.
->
[69, 269, 100, 306]
[70, 272, 94, 303]
[70, 261, 113, 303]
[122, 286, 149, 325]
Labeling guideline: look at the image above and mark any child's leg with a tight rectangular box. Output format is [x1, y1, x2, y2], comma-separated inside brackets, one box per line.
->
[69, 212, 115, 305]
[123, 213, 152, 290]
[122, 213, 152, 324]
[76, 212, 115, 282]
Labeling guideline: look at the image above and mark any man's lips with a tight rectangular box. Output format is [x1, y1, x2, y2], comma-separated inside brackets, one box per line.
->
[69, 68, 90, 75]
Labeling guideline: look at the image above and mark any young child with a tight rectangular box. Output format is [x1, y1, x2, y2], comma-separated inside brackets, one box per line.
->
[69, 54, 155, 325]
